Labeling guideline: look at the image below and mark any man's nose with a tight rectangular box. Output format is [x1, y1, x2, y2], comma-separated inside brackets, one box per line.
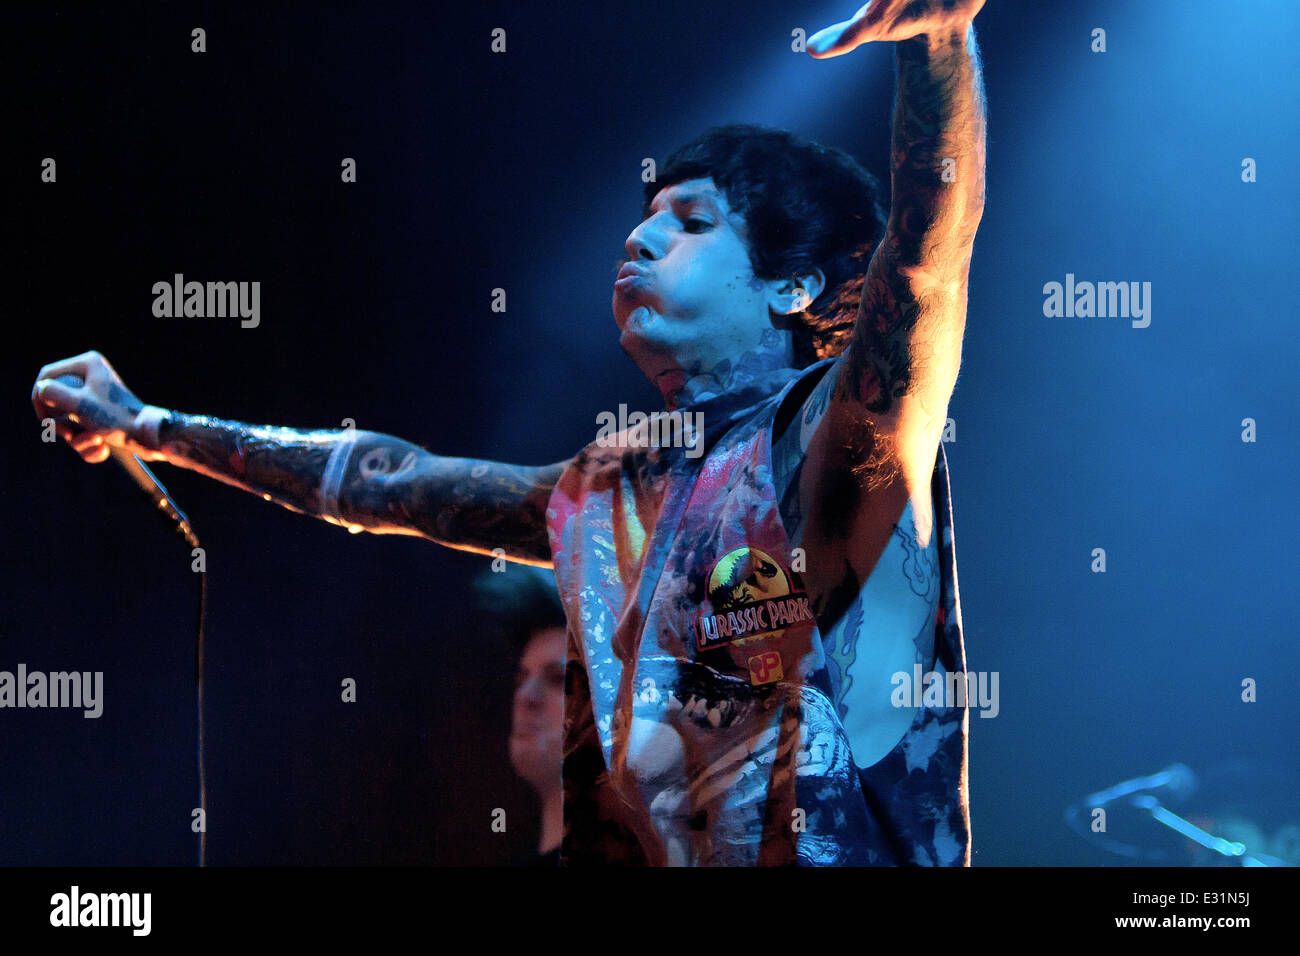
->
[624, 224, 660, 261]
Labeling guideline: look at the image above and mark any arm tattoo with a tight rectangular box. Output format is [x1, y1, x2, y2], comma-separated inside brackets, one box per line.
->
[772, 360, 842, 548]
[156, 413, 563, 564]
[156, 413, 338, 512]
[838, 25, 987, 417]
[329, 439, 563, 565]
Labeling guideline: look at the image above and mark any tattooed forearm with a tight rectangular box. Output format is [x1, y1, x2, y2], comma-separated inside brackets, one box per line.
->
[889, 27, 986, 263]
[156, 413, 337, 514]
[153, 413, 563, 564]
[838, 25, 986, 418]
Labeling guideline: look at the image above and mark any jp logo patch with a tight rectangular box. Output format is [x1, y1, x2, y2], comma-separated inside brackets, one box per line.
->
[696, 546, 814, 651]
[747, 650, 784, 686]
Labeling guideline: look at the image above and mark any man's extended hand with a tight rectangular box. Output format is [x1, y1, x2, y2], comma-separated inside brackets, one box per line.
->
[807, 0, 985, 57]
[32, 350, 151, 464]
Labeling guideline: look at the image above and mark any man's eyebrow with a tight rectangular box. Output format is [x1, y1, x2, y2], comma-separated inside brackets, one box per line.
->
[649, 190, 722, 213]
[672, 191, 720, 208]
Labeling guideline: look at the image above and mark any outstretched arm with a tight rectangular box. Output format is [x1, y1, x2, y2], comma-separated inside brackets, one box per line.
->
[809, 1, 987, 482]
[32, 351, 564, 567]
[153, 415, 565, 566]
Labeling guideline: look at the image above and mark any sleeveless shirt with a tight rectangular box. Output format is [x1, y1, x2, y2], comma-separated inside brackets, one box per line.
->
[546, 356, 971, 865]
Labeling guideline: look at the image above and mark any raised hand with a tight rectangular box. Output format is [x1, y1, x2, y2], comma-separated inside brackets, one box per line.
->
[807, 0, 986, 57]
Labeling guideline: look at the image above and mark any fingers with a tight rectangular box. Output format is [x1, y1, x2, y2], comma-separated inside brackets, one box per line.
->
[32, 351, 100, 420]
[809, 0, 983, 55]
[71, 431, 105, 457]
[83, 443, 113, 465]
[33, 351, 99, 393]
[31, 350, 120, 409]
[53, 420, 94, 456]
[32, 378, 79, 418]
[67, 426, 124, 464]
[32, 350, 138, 436]
[807, 22, 850, 59]
[32, 380, 83, 436]
[32, 360, 126, 463]
[808, 4, 876, 59]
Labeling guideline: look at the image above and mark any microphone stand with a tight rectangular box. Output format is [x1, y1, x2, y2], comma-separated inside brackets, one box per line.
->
[51, 374, 207, 866]
[112, 452, 207, 868]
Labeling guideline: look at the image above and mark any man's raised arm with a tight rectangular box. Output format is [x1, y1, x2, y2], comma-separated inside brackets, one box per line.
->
[31, 351, 563, 567]
[810, 1, 987, 480]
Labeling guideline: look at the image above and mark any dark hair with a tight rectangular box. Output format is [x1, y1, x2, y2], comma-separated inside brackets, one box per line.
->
[472, 565, 567, 653]
[644, 123, 887, 367]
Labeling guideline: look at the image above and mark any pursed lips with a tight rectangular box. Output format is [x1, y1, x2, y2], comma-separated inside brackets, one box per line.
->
[616, 261, 651, 284]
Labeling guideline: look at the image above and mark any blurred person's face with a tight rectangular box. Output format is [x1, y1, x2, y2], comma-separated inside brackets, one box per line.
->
[509, 626, 566, 792]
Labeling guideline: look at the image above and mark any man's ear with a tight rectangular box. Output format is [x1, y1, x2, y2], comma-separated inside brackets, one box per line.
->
[766, 267, 826, 316]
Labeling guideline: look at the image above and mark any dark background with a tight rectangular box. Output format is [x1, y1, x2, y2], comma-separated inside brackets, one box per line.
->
[4, 0, 1297, 865]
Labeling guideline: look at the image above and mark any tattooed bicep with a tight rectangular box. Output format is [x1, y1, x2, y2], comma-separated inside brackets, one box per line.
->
[326, 433, 567, 565]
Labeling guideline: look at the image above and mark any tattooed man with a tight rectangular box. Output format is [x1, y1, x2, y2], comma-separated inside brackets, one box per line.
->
[33, 0, 986, 865]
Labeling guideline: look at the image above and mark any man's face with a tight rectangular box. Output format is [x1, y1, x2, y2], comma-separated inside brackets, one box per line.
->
[613, 177, 781, 395]
[508, 626, 566, 791]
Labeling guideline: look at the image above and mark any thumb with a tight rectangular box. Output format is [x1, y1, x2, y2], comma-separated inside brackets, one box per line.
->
[808, 3, 875, 58]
